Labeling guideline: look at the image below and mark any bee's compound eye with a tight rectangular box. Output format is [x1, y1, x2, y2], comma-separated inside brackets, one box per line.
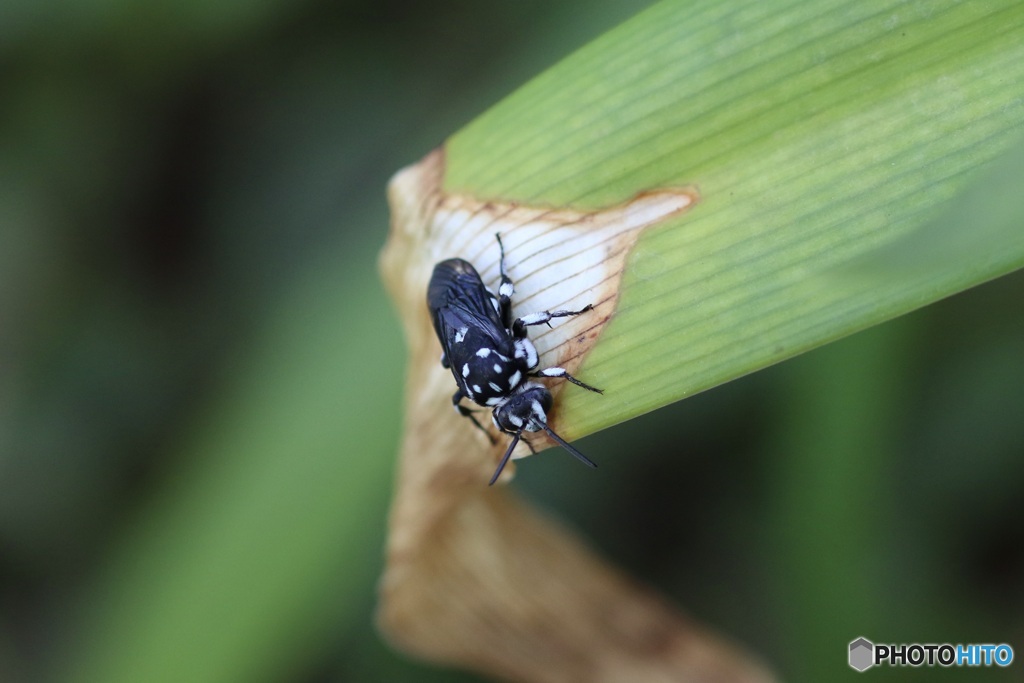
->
[495, 402, 526, 432]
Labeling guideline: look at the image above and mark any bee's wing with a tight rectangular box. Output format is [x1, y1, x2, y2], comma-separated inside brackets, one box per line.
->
[429, 259, 507, 352]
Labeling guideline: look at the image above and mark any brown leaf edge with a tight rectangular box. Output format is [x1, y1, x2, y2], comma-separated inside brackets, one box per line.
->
[377, 147, 775, 683]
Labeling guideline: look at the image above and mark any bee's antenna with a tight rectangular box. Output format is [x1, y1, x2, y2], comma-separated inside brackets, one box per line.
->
[537, 421, 597, 470]
[489, 431, 522, 486]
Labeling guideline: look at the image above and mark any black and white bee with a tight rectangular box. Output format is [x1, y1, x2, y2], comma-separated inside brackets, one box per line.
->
[428, 234, 603, 485]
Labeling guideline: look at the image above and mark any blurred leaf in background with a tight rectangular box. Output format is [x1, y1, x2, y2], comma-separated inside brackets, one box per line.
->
[1, 1, 1022, 682]
[0, 1, 646, 682]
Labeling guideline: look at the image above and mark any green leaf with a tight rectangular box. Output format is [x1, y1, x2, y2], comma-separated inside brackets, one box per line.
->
[445, 0, 1024, 437]
[61, 257, 404, 683]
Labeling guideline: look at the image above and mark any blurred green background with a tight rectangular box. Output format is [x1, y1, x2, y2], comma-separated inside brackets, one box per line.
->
[2, 1, 1022, 682]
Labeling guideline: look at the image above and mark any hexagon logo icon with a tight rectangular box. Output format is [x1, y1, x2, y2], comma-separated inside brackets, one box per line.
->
[849, 637, 874, 671]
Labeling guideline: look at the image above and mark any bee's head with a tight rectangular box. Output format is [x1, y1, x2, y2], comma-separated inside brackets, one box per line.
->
[492, 383, 551, 435]
[488, 383, 595, 486]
